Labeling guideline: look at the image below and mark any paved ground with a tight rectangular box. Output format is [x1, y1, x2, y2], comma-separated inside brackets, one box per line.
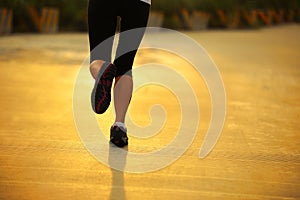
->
[0, 24, 299, 199]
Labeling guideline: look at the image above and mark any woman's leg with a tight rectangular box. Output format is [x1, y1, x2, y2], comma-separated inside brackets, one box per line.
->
[88, 0, 117, 64]
[109, 1, 150, 147]
[113, 1, 150, 124]
[113, 75, 133, 123]
[88, 0, 119, 114]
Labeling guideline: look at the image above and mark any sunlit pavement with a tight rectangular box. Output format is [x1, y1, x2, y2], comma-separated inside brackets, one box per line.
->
[0, 25, 299, 199]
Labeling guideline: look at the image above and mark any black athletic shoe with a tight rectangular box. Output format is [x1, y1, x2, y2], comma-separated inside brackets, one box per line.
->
[110, 126, 128, 148]
[91, 62, 117, 114]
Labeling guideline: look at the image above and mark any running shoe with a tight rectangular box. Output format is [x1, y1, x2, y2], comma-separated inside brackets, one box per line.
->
[91, 62, 117, 114]
[110, 125, 128, 147]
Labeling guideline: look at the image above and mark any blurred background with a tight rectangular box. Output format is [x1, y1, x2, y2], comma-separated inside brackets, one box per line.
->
[1, 1, 300, 199]
[1, 0, 300, 34]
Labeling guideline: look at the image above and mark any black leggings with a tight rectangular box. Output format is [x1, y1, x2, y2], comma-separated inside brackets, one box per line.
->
[88, 0, 150, 77]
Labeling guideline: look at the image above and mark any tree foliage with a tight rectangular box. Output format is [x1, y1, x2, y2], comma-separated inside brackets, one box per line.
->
[1, 0, 299, 31]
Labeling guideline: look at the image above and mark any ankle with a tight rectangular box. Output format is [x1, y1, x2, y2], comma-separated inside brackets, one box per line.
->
[113, 122, 127, 131]
[90, 60, 105, 79]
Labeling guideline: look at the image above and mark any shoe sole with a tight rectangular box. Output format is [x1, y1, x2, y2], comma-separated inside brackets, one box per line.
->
[91, 62, 116, 114]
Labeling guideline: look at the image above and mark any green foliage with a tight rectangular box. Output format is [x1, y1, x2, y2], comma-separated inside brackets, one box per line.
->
[1, 0, 300, 31]
[153, 0, 300, 29]
[152, 0, 300, 11]
[1, 0, 88, 31]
